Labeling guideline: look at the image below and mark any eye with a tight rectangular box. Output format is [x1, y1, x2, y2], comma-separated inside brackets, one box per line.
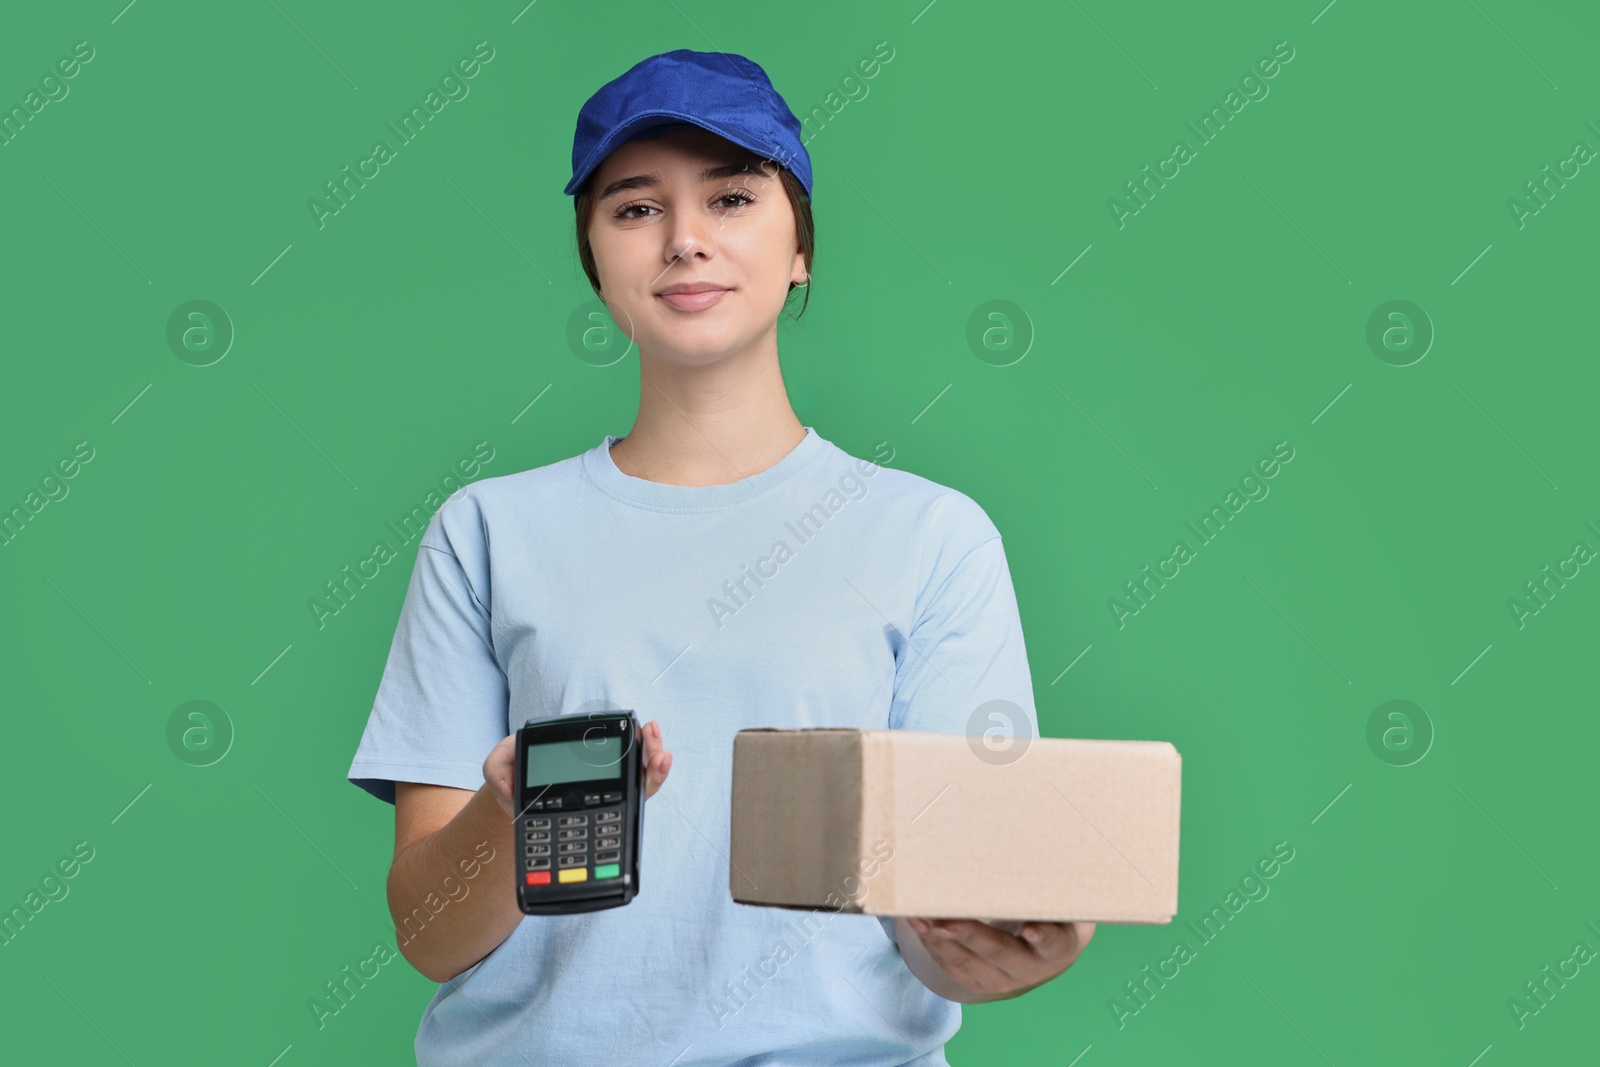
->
[715, 189, 757, 211]
[612, 188, 758, 221]
[614, 200, 657, 220]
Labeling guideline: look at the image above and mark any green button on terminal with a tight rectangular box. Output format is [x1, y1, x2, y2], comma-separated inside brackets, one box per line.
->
[594, 863, 621, 880]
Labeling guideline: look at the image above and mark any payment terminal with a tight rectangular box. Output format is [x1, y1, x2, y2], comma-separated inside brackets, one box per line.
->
[514, 711, 644, 914]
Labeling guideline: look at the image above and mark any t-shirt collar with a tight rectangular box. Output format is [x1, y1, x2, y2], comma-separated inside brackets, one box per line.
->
[582, 426, 828, 511]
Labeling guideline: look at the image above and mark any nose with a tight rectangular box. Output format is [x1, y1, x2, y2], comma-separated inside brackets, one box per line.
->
[662, 207, 716, 273]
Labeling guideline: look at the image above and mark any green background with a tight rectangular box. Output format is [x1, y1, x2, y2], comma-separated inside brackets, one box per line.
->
[2, 0, 1595, 1063]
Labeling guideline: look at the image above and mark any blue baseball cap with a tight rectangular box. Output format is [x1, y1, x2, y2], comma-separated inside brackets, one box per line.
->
[564, 50, 813, 200]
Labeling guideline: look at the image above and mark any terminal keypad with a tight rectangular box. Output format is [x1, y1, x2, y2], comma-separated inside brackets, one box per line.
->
[523, 796, 625, 888]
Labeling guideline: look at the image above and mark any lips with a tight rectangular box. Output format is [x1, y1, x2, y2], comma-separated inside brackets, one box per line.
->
[656, 281, 732, 310]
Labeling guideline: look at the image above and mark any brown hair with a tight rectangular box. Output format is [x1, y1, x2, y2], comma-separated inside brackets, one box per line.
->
[574, 163, 814, 319]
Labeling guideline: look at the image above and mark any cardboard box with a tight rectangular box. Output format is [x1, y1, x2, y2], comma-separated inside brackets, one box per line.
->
[728, 728, 1180, 924]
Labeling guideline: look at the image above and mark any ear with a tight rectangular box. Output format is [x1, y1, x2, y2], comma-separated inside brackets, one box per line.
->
[790, 251, 808, 287]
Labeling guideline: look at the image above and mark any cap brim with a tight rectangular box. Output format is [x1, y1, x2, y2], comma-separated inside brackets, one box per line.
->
[564, 111, 783, 197]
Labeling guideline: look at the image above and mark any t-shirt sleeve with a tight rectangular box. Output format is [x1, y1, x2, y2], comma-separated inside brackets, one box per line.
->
[887, 515, 1040, 748]
[347, 503, 509, 806]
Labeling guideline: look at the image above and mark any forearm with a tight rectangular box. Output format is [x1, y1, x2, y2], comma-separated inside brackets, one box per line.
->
[894, 917, 1013, 1004]
[388, 784, 522, 983]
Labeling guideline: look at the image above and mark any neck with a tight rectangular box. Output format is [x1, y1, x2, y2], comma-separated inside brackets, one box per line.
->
[610, 336, 806, 487]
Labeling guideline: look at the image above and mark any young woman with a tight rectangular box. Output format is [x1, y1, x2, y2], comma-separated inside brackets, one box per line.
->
[348, 49, 1092, 1066]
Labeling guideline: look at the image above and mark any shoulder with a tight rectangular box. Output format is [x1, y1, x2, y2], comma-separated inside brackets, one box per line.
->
[820, 439, 1004, 569]
[830, 441, 998, 531]
[420, 445, 591, 557]
[876, 467, 999, 542]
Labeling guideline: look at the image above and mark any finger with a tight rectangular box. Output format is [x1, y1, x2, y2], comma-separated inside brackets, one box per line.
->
[926, 920, 1028, 968]
[643, 720, 668, 767]
[1020, 921, 1086, 965]
[918, 930, 1017, 996]
[939, 920, 1065, 989]
[1061, 921, 1096, 954]
[644, 750, 672, 799]
[645, 723, 671, 787]
[919, 921, 1039, 990]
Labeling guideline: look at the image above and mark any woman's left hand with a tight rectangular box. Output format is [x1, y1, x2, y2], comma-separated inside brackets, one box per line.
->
[904, 918, 1096, 1001]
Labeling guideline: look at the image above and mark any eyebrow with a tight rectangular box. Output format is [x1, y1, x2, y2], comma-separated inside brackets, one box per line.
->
[597, 161, 775, 202]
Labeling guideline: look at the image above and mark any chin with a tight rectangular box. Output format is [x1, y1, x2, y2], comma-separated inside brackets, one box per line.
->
[643, 324, 758, 364]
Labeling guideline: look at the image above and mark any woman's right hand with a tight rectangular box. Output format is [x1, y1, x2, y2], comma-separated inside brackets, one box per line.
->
[484, 718, 674, 821]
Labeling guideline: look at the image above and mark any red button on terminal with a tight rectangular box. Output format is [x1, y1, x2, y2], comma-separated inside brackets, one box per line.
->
[526, 871, 551, 886]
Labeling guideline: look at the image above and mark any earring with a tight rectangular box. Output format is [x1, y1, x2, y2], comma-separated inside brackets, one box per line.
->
[793, 274, 810, 289]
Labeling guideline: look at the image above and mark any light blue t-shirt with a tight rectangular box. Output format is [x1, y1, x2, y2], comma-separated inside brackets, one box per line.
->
[347, 426, 1041, 1066]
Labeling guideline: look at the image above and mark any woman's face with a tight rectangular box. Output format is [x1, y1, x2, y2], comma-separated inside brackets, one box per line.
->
[586, 126, 808, 367]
